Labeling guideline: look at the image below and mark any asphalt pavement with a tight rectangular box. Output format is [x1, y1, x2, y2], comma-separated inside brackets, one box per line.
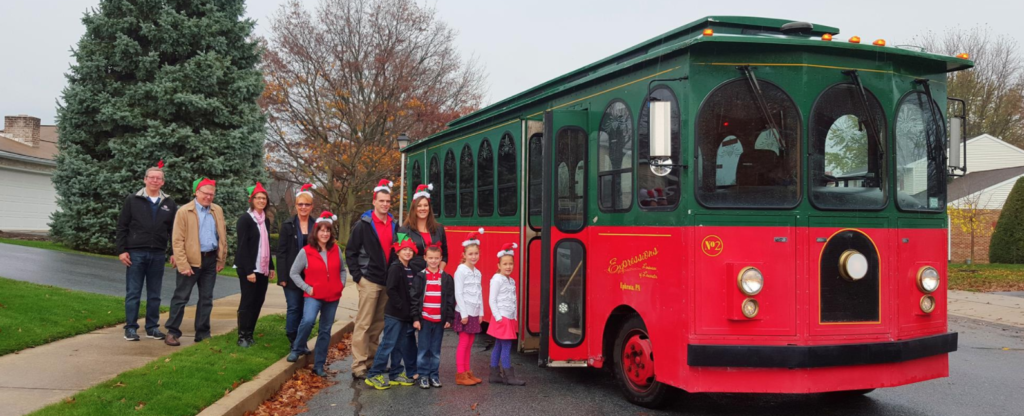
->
[0, 243, 240, 305]
[304, 316, 1024, 416]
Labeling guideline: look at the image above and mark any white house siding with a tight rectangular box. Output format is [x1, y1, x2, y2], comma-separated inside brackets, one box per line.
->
[964, 135, 1024, 174]
[0, 166, 57, 232]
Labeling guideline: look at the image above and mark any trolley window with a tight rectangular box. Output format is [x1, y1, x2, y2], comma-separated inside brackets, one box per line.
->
[696, 78, 801, 208]
[553, 239, 585, 346]
[598, 100, 634, 212]
[556, 127, 587, 232]
[809, 83, 887, 210]
[528, 133, 543, 228]
[429, 155, 441, 217]
[443, 149, 457, 218]
[478, 139, 494, 217]
[895, 91, 946, 211]
[460, 145, 474, 217]
[498, 133, 518, 216]
[637, 86, 680, 210]
[410, 160, 422, 199]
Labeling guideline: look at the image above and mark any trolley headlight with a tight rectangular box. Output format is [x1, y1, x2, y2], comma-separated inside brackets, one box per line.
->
[839, 250, 869, 281]
[917, 267, 940, 294]
[737, 267, 764, 296]
[920, 295, 936, 313]
[741, 298, 760, 319]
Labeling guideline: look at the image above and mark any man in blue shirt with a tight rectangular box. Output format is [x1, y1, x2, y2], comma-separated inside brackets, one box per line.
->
[165, 177, 228, 346]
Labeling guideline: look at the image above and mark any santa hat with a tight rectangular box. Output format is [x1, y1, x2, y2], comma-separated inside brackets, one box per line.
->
[192, 177, 216, 193]
[316, 211, 337, 224]
[655, 188, 666, 201]
[295, 183, 316, 199]
[392, 233, 418, 254]
[373, 179, 393, 196]
[247, 182, 268, 200]
[463, 228, 484, 247]
[413, 183, 433, 201]
[157, 160, 164, 169]
[496, 242, 518, 258]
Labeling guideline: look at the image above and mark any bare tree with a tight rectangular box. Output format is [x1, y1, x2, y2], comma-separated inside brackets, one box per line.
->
[260, 0, 486, 241]
[915, 26, 1024, 147]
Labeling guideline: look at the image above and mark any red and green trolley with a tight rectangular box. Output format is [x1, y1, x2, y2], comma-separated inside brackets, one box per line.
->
[399, 16, 971, 407]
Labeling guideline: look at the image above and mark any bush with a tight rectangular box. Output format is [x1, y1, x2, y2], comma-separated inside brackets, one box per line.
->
[990, 178, 1024, 263]
[269, 233, 280, 255]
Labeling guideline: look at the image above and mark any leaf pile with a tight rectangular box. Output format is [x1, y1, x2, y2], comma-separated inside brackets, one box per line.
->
[246, 334, 352, 416]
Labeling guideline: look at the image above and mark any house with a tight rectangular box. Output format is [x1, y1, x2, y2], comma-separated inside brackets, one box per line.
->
[947, 134, 1024, 263]
[0, 115, 59, 233]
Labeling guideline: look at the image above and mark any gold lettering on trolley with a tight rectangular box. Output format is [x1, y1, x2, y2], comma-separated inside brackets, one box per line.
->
[619, 282, 641, 292]
[607, 248, 659, 275]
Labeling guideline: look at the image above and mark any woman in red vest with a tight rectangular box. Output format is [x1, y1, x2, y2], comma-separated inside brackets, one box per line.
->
[286, 211, 346, 377]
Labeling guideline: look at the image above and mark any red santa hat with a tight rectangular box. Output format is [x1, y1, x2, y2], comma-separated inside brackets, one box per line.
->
[463, 227, 484, 247]
[316, 211, 337, 224]
[295, 183, 316, 199]
[413, 183, 433, 201]
[247, 182, 268, 200]
[496, 242, 518, 258]
[655, 188, 666, 201]
[373, 179, 393, 197]
[393, 233, 418, 254]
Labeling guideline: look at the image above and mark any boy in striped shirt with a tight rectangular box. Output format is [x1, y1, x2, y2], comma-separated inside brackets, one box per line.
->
[411, 244, 455, 388]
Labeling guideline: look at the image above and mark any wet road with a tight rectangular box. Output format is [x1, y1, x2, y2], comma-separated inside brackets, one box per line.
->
[305, 316, 1023, 416]
[0, 243, 240, 305]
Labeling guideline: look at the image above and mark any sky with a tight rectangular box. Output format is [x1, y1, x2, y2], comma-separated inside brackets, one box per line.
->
[2, 0, 1022, 126]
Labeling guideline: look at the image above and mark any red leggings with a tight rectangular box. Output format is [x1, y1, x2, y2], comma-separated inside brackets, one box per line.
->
[456, 332, 476, 373]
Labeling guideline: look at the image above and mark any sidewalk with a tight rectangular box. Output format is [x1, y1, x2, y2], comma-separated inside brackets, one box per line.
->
[0, 280, 358, 416]
[948, 290, 1024, 328]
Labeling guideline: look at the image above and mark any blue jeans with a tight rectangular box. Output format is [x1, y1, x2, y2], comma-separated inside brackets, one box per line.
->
[293, 298, 338, 371]
[124, 249, 165, 332]
[283, 286, 306, 346]
[401, 325, 418, 376]
[417, 321, 445, 379]
[369, 315, 414, 379]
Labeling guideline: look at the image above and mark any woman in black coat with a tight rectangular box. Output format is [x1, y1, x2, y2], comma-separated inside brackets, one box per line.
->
[234, 182, 275, 348]
[276, 184, 317, 350]
[398, 184, 448, 275]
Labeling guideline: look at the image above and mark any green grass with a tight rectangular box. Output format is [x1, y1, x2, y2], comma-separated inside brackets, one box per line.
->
[0, 277, 169, 356]
[949, 263, 1024, 292]
[30, 315, 317, 416]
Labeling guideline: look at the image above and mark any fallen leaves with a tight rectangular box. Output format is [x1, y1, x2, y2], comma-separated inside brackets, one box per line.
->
[949, 264, 1024, 292]
[246, 334, 352, 416]
[64, 397, 76, 404]
[112, 381, 126, 388]
[135, 401, 146, 411]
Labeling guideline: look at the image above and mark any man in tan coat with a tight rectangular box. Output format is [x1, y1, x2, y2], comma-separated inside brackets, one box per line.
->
[164, 177, 228, 346]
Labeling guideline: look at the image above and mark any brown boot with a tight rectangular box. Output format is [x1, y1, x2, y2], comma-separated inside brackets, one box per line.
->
[455, 372, 474, 386]
[489, 366, 504, 384]
[466, 370, 483, 384]
[502, 366, 525, 386]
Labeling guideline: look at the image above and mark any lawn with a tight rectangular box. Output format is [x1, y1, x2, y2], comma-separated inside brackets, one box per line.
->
[948, 263, 1024, 292]
[0, 277, 168, 356]
[30, 314, 312, 416]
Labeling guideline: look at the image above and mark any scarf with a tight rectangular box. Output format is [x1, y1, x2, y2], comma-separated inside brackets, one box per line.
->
[252, 210, 271, 274]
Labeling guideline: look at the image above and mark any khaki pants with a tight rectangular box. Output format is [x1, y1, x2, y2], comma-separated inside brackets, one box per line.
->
[351, 277, 388, 376]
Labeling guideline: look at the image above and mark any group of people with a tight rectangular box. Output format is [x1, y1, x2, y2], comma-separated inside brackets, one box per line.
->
[116, 164, 525, 388]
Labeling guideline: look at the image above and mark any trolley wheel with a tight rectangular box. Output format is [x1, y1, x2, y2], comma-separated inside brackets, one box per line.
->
[612, 315, 671, 408]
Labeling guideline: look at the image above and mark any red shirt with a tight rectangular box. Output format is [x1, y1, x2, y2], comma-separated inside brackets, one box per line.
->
[422, 270, 442, 323]
[421, 231, 432, 250]
[372, 212, 393, 262]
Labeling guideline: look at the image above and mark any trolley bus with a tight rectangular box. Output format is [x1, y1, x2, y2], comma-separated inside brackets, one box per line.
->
[399, 16, 970, 407]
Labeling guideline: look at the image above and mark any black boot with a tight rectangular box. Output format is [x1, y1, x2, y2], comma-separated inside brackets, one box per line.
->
[237, 330, 252, 348]
[502, 366, 525, 386]
[489, 366, 504, 384]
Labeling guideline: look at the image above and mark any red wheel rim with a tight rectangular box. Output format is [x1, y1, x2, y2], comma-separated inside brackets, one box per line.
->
[621, 330, 655, 392]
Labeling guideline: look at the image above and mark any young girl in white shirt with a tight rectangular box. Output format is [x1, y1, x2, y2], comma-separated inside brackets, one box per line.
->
[453, 228, 484, 386]
[487, 242, 525, 386]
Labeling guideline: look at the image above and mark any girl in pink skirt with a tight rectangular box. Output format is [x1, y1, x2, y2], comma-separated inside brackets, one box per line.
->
[487, 242, 525, 386]
[454, 228, 484, 386]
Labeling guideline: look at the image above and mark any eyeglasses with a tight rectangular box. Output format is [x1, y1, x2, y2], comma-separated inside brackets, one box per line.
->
[145, 176, 164, 181]
[296, 203, 312, 207]
[198, 190, 215, 198]
[253, 196, 268, 201]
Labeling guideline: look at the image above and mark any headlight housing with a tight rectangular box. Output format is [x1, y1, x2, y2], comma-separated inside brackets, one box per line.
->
[737, 267, 764, 296]
[839, 250, 869, 281]
[920, 295, 936, 313]
[917, 266, 940, 293]
[741, 298, 760, 318]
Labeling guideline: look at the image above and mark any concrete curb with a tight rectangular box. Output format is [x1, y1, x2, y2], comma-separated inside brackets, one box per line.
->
[197, 320, 355, 416]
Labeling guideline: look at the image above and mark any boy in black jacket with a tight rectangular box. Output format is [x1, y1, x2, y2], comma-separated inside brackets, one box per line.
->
[365, 234, 418, 390]
[411, 244, 456, 389]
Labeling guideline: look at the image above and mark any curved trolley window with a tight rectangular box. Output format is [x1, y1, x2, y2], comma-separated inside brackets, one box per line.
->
[429, 155, 441, 217]
[410, 160, 422, 200]
[696, 78, 801, 208]
[809, 83, 888, 210]
[478, 139, 494, 217]
[896, 91, 946, 211]
[637, 87, 680, 209]
[598, 100, 634, 212]
[443, 149, 457, 218]
[556, 127, 587, 232]
[460, 145, 474, 216]
[498, 133, 518, 216]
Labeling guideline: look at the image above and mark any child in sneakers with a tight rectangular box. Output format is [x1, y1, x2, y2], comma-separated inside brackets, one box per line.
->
[488, 243, 525, 386]
[411, 243, 455, 388]
[454, 228, 485, 386]
[364, 234, 418, 390]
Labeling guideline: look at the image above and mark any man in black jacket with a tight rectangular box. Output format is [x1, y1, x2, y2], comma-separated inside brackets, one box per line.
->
[345, 179, 397, 379]
[115, 164, 178, 342]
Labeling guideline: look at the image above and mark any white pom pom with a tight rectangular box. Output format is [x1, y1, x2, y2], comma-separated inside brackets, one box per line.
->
[332, 215, 337, 221]
[388, 181, 394, 187]
[511, 243, 518, 249]
[311, 184, 317, 189]
[427, 183, 434, 191]
[478, 227, 484, 234]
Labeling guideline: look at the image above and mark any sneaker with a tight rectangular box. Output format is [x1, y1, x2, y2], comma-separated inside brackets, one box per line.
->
[364, 374, 391, 390]
[145, 329, 165, 340]
[419, 377, 430, 389]
[430, 377, 442, 388]
[390, 373, 415, 386]
[287, 352, 300, 362]
[314, 368, 327, 377]
[124, 328, 140, 342]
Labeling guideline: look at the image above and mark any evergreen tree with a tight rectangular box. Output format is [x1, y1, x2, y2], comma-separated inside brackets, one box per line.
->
[990, 178, 1024, 264]
[52, 0, 266, 253]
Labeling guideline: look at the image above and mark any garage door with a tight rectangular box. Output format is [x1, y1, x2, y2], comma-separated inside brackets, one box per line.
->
[0, 167, 58, 232]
